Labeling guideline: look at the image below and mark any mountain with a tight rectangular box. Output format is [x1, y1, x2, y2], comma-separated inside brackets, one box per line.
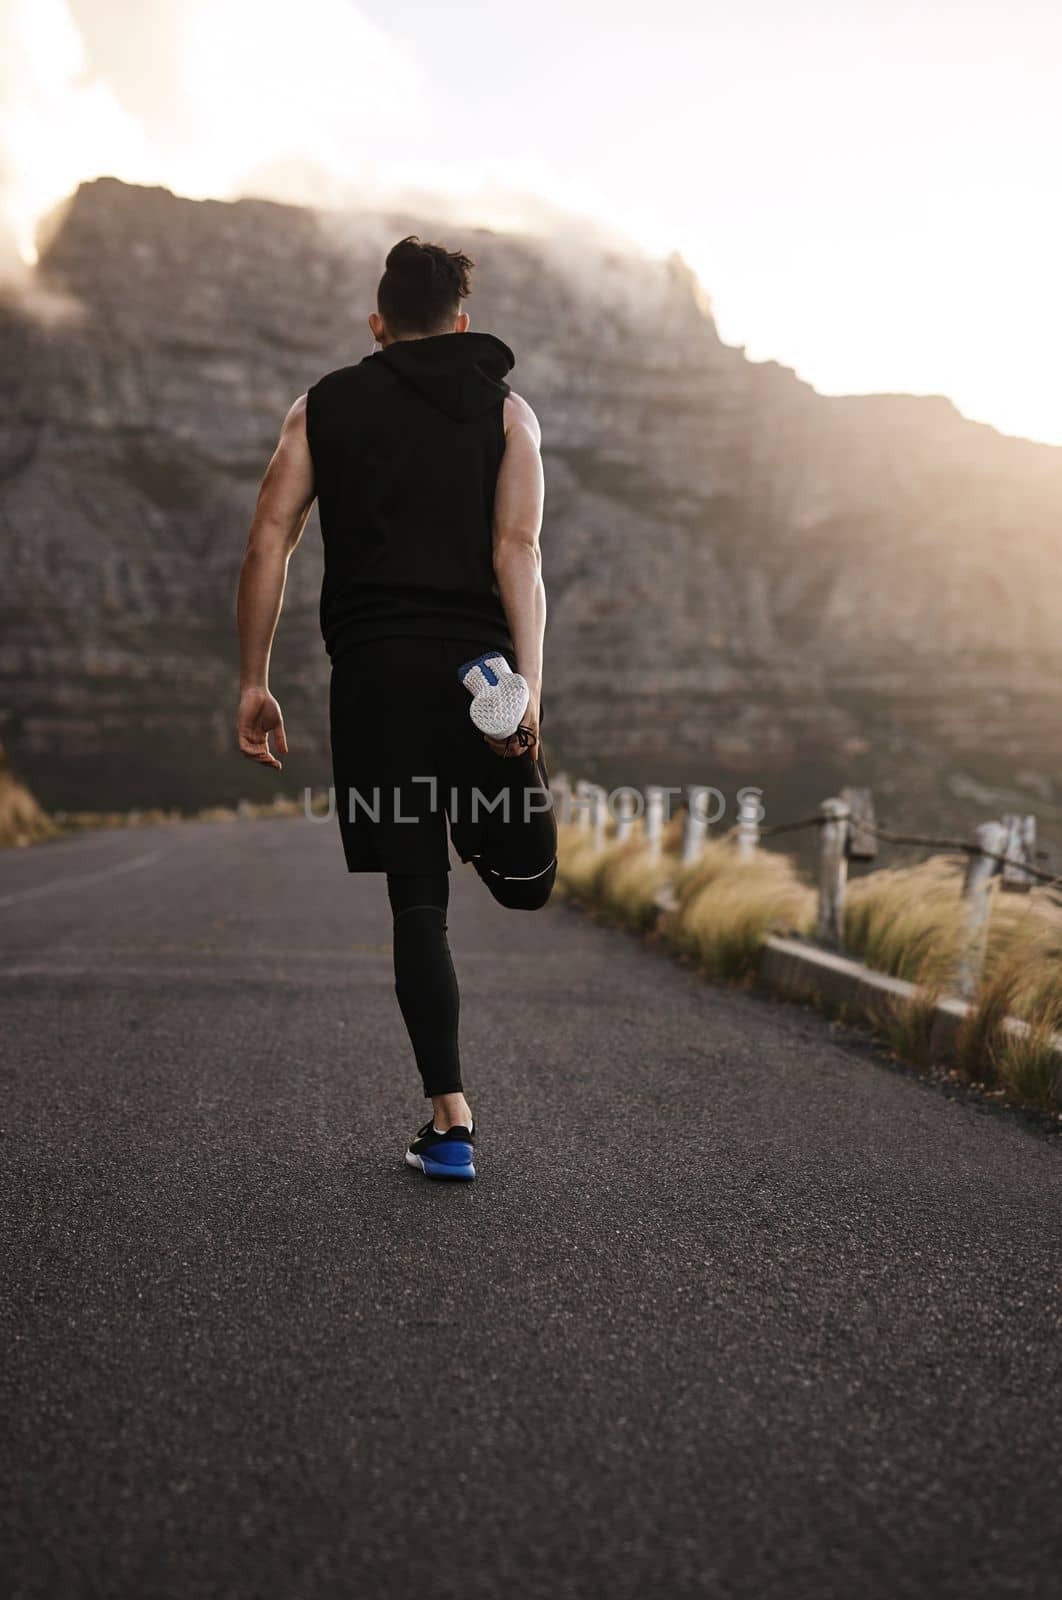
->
[2, 177, 1061, 842]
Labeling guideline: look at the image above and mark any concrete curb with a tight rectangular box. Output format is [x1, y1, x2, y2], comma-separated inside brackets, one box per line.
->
[758, 935, 1062, 1070]
[649, 880, 1058, 1095]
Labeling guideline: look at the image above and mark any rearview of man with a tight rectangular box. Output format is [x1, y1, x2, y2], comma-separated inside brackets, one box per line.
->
[235, 235, 557, 1184]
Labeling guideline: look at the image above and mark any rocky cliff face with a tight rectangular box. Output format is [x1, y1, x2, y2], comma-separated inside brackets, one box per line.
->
[2, 177, 1061, 836]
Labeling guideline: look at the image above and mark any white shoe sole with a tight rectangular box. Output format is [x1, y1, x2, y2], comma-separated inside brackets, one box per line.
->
[469, 674, 530, 739]
[405, 1149, 477, 1181]
[459, 653, 530, 740]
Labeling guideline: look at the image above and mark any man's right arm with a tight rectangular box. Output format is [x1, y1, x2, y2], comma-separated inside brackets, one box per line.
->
[235, 394, 316, 769]
[491, 392, 546, 755]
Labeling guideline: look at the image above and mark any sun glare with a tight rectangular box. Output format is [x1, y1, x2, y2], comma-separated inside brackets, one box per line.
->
[1, 0, 1060, 446]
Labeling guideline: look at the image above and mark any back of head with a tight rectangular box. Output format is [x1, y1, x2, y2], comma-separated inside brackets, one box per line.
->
[377, 235, 475, 338]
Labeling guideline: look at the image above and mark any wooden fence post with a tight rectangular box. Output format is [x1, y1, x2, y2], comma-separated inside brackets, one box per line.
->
[573, 778, 594, 833]
[589, 783, 607, 853]
[682, 786, 711, 865]
[840, 786, 878, 861]
[958, 820, 1008, 997]
[1000, 812, 1037, 893]
[613, 787, 639, 844]
[816, 797, 849, 948]
[645, 786, 666, 860]
[736, 792, 760, 862]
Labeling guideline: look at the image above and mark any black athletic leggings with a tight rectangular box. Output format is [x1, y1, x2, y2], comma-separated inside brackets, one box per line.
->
[387, 851, 556, 1099]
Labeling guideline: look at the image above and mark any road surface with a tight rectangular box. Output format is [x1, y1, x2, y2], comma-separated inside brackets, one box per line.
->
[1, 817, 1060, 1599]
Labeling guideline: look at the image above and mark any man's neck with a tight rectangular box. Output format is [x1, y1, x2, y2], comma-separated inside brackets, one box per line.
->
[380, 327, 459, 349]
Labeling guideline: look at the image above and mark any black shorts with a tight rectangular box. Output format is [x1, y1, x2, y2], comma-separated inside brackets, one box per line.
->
[329, 636, 557, 875]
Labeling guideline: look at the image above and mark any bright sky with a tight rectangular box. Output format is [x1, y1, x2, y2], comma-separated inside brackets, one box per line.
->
[2, 0, 1060, 443]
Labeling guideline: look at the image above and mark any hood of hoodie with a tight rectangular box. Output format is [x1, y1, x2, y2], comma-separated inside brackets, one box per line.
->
[374, 330, 515, 421]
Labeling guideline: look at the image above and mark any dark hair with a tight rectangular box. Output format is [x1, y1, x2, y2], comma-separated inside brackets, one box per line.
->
[377, 235, 475, 335]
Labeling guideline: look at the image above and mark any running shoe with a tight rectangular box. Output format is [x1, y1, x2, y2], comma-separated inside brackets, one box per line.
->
[405, 1118, 477, 1181]
[458, 652, 530, 740]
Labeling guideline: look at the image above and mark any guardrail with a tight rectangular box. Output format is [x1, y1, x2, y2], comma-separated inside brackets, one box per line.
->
[550, 772, 1057, 1000]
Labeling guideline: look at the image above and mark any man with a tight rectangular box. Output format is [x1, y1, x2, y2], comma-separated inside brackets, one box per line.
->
[235, 235, 557, 1182]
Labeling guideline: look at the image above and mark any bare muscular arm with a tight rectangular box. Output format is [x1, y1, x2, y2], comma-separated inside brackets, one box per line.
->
[235, 395, 316, 770]
[490, 391, 546, 758]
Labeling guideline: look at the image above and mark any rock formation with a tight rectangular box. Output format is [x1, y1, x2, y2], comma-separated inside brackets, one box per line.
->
[2, 178, 1061, 840]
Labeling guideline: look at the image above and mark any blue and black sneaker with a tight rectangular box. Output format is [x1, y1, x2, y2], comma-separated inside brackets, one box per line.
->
[405, 1118, 476, 1181]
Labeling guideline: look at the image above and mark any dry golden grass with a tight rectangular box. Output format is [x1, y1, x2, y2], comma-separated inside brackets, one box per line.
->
[998, 990, 1062, 1108]
[554, 821, 618, 899]
[842, 855, 1062, 1103]
[557, 816, 814, 978]
[595, 841, 675, 931]
[0, 755, 58, 848]
[867, 955, 944, 1069]
[881, 989, 940, 1068]
[957, 936, 1062, 1105]
[50, 794, 308, 835]
[556, 814, 1062, 1109]
[56, 808, 185, 833]
[983, 894, 1062, 1024]
[554, 813, 680, 929]
[842, 856, 967, 985]
[844, 853, 1062, 999]
[665, 840, 815, 978]
[955, 953, 1023, 1086]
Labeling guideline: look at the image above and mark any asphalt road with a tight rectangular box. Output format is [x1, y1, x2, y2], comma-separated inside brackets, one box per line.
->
[1, 816, 1060, 1600]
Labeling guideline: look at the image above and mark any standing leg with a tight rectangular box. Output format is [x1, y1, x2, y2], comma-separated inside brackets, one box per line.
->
[386, 871, 473, 1131]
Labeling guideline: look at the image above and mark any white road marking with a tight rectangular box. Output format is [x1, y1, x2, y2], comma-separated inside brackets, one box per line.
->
[0, 848, 168, 911]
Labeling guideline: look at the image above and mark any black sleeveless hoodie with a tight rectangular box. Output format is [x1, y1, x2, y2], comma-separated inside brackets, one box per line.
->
[305, 330, 517, 661]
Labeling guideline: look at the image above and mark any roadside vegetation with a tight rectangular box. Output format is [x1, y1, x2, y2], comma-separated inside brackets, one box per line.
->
[0, 744, 58, 849]
[556, 815, 1062, 1114]
[0, 788, 327, 848]
[9, 770, 1060, 1113]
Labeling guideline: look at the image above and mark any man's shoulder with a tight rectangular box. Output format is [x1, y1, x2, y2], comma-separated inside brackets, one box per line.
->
[503, 389, 541, 443]
[306, 362, 388, 440]
[309, 360, 380, 396]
